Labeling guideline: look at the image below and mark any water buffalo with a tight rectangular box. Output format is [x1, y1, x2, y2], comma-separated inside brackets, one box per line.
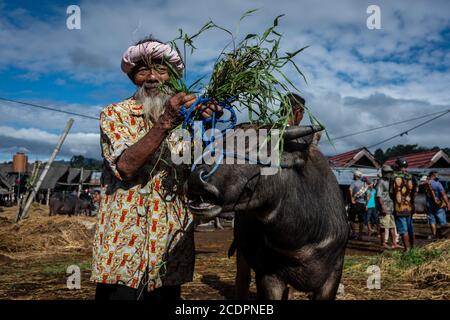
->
[49, 193, 93, 216]
[187, 124, 349, 300]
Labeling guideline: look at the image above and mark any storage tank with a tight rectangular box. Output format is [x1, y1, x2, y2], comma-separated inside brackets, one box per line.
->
[12, 152, 28, 173]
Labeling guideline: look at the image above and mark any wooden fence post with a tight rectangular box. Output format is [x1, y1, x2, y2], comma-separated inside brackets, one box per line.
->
[16, 119, 74, 222]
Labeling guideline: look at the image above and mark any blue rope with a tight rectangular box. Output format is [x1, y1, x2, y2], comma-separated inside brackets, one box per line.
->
[179, 95, 237, 178]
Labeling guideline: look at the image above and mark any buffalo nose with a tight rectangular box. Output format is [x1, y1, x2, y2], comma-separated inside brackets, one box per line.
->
[188, 165, 221, 199]
[189, 165, 211, 193]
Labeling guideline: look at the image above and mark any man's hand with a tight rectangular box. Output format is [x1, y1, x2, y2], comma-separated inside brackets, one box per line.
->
[197, 101, 223, 119]
[156, 92, 197, 130]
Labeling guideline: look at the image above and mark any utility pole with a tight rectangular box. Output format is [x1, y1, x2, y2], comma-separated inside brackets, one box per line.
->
[16, 119, 74, 222]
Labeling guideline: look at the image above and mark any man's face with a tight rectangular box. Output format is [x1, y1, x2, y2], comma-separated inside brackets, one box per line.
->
[288, 107, 305, 126]
[133, 61, 170, 97]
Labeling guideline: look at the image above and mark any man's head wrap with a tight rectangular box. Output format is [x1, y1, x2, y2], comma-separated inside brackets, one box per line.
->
[121, 41, 184, 75]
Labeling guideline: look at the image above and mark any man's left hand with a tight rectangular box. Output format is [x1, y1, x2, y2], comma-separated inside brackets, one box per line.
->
[197, 101, 223, 119]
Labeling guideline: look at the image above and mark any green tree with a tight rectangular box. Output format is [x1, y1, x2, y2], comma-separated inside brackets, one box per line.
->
[70, 155, 85, 168]
[374, 148, 386, 164]
[384, 144, 428, 159]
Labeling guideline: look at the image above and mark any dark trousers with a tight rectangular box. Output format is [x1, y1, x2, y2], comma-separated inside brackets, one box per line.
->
[95, 283, 181, 301]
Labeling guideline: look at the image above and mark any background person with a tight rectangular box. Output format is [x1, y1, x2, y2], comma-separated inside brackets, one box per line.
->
[365, 179, 379, 238]
[348, 170, 368, 240]
[390, 158, 416, 252]
[376, 165, 402, 249]
[424, 171, 449, 240]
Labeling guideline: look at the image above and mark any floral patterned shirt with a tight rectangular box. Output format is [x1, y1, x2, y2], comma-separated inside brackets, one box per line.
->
[90, 97, 195, 291]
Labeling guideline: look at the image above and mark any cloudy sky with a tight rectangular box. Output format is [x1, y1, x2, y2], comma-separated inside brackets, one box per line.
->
[0, 0, 449, 162]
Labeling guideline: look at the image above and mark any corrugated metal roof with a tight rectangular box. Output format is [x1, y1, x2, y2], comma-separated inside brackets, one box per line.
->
[385, 150, 450, 168]
[329, 147, 380, 168]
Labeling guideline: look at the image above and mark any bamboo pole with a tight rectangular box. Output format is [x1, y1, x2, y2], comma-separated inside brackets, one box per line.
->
[77, 167, 84, 197]
[46, 188, 51, 206]
[16, 119, 74, 222]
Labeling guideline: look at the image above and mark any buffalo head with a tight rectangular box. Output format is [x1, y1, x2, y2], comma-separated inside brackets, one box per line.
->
[186, 124, 324, 219]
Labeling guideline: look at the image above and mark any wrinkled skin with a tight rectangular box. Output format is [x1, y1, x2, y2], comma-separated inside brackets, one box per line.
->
[187, 125, 349, 300]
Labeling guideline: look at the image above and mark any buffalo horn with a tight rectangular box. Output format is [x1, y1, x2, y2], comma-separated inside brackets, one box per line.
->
[283, 125, 324, 141]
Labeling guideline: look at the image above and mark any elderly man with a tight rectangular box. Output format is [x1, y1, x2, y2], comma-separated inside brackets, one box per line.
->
[91, 36, 222, 300]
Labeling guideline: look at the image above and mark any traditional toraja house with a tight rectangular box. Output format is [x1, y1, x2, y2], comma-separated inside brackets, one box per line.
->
[56, 167, 93, 191]
[0, 162, 102, 206]
[0, 172, 13, 205]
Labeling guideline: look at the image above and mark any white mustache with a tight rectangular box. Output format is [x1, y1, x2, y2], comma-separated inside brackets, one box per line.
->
[134, 85, 172, 123]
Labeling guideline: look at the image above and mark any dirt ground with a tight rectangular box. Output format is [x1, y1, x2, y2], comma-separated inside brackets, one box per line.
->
[0, 204, 449, 300]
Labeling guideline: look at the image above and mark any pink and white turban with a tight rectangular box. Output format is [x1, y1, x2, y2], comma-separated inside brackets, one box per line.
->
[121, 41, 184, 74]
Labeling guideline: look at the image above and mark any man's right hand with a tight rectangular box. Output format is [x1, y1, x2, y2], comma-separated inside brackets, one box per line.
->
[157, 92, 197, 130]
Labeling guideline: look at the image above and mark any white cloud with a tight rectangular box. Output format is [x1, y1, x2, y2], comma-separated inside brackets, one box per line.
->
[0, 0, 449, 160]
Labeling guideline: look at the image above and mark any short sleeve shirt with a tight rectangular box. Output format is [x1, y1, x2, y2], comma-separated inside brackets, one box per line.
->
[350, 180, 367, 204]
[366, 189, 376, 208]
[376, 179, 393, 214]
[90, 97, 195, 291]
[426, 179, 445, 210]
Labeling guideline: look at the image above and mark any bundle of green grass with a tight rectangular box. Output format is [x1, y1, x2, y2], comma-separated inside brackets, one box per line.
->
[163, 9, 324, 134]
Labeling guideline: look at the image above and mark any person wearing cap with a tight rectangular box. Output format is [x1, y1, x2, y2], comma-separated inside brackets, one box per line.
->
[390, 158, 417, 251]
[348, 170, 368, 240]
[424, 171, 449, 240]
[91, 36, 223, 300]
[376, 165, 402, 249]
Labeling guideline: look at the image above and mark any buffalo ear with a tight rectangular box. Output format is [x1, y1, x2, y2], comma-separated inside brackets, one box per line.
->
[283, 125, 324, 141]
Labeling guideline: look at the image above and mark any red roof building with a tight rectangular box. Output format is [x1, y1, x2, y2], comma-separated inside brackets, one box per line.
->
[385, 149, 450, 168]
[329, 147, 380, 168]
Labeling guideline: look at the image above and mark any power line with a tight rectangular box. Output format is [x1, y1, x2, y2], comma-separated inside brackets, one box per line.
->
[0, 97, 100, 120]
[333, 109, 450, 140]
[1, 96, 449, 150]
[367, 110, 450, 149]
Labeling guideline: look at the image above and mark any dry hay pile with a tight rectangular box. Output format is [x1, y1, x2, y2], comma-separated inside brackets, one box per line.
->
[0, 204, 96, 261]
[341, 239, 450, 300]
[403, 240, 450, 290]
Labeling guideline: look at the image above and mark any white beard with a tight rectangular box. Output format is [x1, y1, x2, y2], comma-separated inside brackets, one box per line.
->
[134, 85, 172, 124]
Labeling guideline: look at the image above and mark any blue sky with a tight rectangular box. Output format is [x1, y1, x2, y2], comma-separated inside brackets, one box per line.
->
[0, 0, 449, 162]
